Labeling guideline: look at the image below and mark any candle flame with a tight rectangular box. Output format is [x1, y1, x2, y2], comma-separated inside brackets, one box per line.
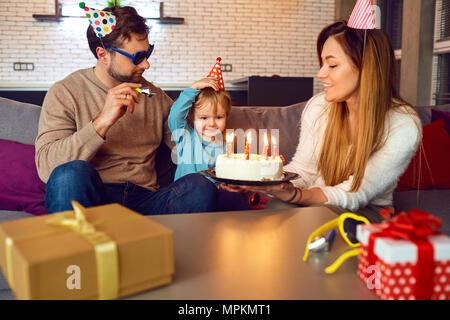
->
[272, 135, 276, 145]
[264, 133, 269, 145]
[247, 132, 252, 143]
[226, 132, 234, 143]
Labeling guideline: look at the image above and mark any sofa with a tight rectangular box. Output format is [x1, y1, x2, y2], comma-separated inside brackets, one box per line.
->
[1, 96, 450, 224]
[1, 95, 450, 299]
[227, 100, 450, 235]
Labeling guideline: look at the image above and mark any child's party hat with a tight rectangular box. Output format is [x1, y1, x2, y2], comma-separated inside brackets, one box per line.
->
[206, 57, 225, 90]
[79, 2, 116, 38]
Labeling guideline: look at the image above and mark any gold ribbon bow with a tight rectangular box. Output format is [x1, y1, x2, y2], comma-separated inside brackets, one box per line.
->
[6, 201, 119, 300]
[46, 201, 119, 299]
[46, 201, 97, 234]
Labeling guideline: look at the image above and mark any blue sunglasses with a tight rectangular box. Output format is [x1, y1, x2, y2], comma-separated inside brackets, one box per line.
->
[105, 44, 155, 65]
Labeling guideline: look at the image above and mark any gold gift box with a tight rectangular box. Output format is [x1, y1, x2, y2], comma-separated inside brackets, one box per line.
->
[0, 203, 174, 300]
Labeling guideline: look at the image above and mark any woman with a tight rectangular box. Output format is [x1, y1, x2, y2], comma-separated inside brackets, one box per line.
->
[230, 21, 422, 222]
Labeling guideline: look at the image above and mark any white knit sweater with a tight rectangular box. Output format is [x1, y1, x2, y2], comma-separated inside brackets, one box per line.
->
[284, 93, 422, 211]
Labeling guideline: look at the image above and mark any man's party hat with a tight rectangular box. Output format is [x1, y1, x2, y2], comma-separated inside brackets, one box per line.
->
[347, 0, 376, 30]
[79, 2, 116, 38]
[206, 57, 225, 90]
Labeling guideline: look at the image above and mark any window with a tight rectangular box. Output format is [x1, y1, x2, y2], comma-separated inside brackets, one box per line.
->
[434, 0, 450, 105]
[439, 0, 450, 40]
[436, 53, 450, 105]
[381, 0, 403, 50]
[379, 0, 403, 92]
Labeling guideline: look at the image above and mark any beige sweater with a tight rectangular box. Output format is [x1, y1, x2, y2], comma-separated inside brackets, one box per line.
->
[35, 67, 174, 191]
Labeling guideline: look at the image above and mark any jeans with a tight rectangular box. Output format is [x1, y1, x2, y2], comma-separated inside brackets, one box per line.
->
[45, 160, 220, 215]
[217, 188, 250, 211]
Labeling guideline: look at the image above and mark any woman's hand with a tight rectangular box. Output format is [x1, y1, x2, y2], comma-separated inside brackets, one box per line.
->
[221, 182, 327, 205]
[190, 77, 220, 91]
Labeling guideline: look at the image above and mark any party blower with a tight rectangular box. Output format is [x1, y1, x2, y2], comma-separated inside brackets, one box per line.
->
[135, 87, 156, 98]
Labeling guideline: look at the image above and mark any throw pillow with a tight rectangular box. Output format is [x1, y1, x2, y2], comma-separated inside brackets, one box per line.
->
[396, 119, 450, 190]
[0, 139, 47, 215]
[431, 108, 450, 136]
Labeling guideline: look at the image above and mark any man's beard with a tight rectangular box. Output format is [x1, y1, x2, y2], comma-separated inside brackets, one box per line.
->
[107, 63, 142, 83]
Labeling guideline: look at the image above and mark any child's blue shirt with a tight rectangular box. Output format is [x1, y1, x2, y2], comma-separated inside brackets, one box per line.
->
[168, 88, 225, 181]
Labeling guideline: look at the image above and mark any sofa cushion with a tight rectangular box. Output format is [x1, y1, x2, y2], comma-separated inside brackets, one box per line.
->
[397, 119, 450, 190]
[0, 96, 175, 188]
[393, 189, 450, 236]
[0, 97, 41, 145]
[431, 108, 450, 135]
[0, 139, 47, 215]
[414, 104, 450, 126]
[226, 102, 306, 164]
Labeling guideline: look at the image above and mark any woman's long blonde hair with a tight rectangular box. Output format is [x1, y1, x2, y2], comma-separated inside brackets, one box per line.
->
[316, 21, 418, 192]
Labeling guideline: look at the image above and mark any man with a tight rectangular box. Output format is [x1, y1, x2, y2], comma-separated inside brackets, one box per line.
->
[35, 5, 218, 214]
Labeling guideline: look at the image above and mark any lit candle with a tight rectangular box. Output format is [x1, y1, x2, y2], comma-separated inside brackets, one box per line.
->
[245, 132, 252, 160]
[226, 132, 234, 158]
[263, 133, 269, 160]
[272, 136, 277, 159]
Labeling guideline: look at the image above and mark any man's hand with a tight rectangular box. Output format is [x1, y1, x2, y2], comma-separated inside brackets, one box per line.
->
[190, 77, 219, 91]
[93, 82, 142, 138]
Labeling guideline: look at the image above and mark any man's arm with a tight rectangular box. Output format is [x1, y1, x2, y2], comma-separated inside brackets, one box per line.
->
[92, 82, 142, 138]
[35, 81, 143, 182]
[34, 83, 105, 182]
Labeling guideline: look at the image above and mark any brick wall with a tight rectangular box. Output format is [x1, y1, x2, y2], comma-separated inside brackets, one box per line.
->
[0, 0, 335, 94]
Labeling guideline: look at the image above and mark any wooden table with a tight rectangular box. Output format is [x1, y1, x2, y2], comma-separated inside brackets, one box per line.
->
[128, 206, 378, 300]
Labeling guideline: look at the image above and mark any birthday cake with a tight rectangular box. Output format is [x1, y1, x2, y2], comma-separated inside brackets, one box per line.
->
[215, 153, 284, 181]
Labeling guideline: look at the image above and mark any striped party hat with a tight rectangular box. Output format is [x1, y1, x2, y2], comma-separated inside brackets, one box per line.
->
[347, 0, 376, 30]
[206, 57, 225, 90]
[79, 2, 116, 38]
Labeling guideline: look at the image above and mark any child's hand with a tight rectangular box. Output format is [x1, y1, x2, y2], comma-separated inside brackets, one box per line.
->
[190, 78, 220, 91]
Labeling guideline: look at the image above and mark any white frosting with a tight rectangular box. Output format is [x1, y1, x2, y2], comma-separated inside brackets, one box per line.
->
[215, 153, 283, 181]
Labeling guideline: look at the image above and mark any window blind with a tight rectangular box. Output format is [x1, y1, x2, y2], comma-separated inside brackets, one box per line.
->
[380, 0, 403, 50]
[439, 0, 450, 40]
[435, 2, 450, 105]
[436, 53, 450, 105]
[390, 0, 403, 50]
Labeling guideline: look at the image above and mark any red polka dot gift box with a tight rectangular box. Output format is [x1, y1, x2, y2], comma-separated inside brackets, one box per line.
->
[356, 209, 450, 300]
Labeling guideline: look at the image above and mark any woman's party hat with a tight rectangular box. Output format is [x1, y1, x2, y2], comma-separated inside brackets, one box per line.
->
[206, 57, 225, 90]
[347, 0, 376, 30]
[79, 2, 116, 38]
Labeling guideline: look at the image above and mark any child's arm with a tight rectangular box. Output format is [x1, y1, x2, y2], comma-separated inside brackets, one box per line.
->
[168, 87, 199, 133]
[168, 78, 220, 143]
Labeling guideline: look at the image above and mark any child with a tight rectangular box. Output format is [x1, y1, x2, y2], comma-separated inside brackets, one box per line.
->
[168, 77, 229, 181]
[168, 59, 250, 211]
